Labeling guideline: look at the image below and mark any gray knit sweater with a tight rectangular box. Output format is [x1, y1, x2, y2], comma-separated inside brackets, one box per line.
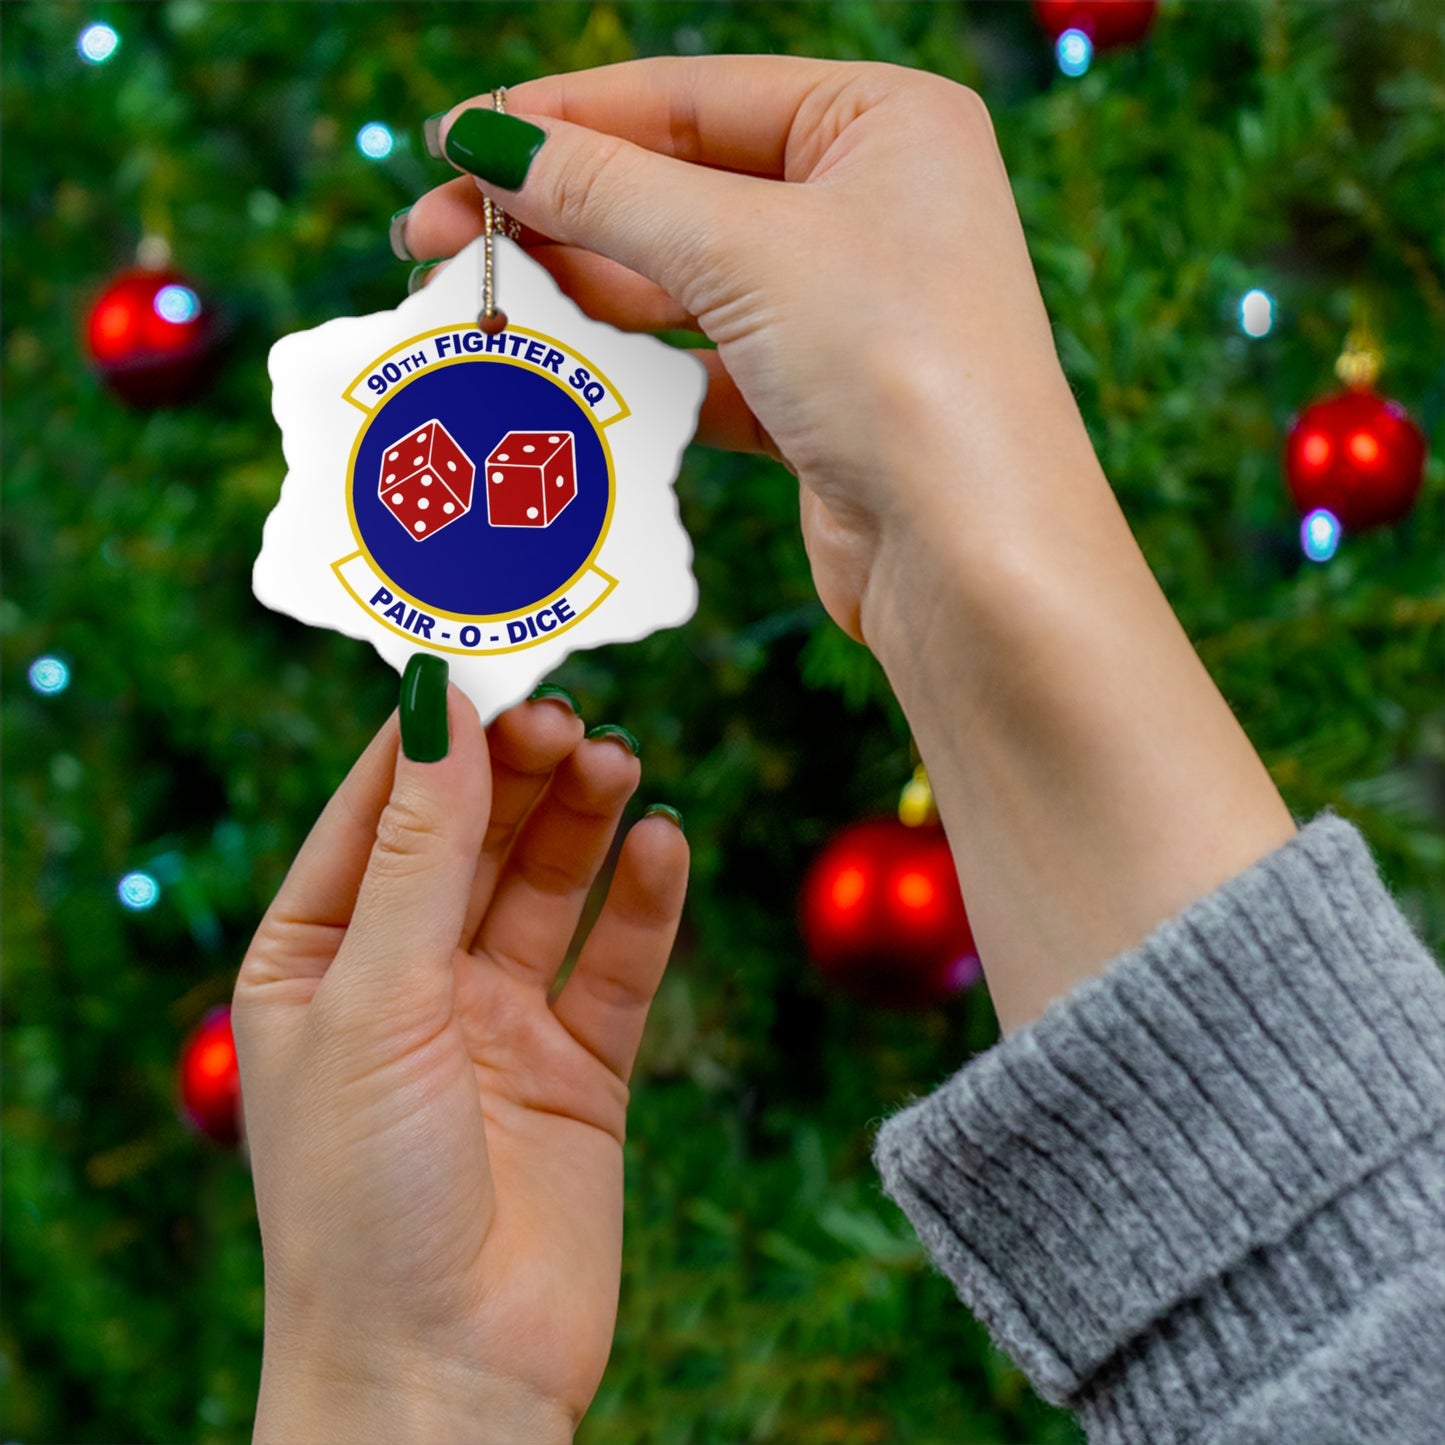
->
[872, 813, 1445, 1444]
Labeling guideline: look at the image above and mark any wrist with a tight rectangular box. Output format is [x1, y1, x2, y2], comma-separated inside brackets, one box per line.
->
[857, 386, 1124, 687]
[254, 1340, 575, 1445]
[854, 390, 1293, 1032]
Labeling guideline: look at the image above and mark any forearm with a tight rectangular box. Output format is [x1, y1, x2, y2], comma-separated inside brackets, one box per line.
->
[860, 376, 1295, 1032]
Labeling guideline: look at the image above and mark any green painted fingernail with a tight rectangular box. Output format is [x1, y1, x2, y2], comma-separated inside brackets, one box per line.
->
[585, 723, 639, 756]
[388, 207, 413, 261]
[644, 804, 684, 833]
[400, 654, 449, 762]
[407, 259, 445, 295]
[423, 112, 446, 160]
[528, 684, 581, 716]
[443, 107, 546, 191]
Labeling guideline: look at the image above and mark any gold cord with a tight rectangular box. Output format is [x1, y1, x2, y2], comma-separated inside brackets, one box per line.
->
[480, 87, 521, 330]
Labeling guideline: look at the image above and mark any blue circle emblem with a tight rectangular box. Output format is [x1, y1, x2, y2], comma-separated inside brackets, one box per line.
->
[351, 355, 611, 617]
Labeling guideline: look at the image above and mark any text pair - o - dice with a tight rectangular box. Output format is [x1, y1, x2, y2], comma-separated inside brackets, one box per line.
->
[484, 431, 577, 528]
[378, 419, 476, 541]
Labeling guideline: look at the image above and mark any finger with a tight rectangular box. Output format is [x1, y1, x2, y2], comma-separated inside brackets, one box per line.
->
[460, 692, 587, 948]
[324, 682, 491, 1031]
[238, 713, 402, 990]
[471, 733, 642, 991]
[505, 56, 848, 178]
[404, 174, 701, 332]
[551, 812, 689, 1082]
[524, 245, 700, 332]
[694, 350, 785, 460]
[438, 104, 760, 311]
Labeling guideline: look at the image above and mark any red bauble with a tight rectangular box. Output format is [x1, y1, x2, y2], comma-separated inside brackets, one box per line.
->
[1284, 389, 1426, 532]
[800, 818, 980, 1010]
[1034, 0, 1158, 49]
[178, 1005, 242, 1147]
[85, 267, 218, 406]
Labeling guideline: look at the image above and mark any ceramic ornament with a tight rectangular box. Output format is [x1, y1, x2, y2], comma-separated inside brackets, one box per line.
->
[256, 235, 707, 720]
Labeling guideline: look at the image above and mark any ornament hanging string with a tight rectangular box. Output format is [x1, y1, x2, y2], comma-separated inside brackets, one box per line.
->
[479, 87, 522, 333]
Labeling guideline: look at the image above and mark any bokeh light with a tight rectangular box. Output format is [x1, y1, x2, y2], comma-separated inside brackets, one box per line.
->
[1301, 508, 1341, 563]
[830, 866, 867, 911]
[77, 22, 119, 65]
[1348, 430, 1380, 466]
[153, 284, 201, 324]
[356, 122, 395, 159]
[28, 656, 71, 695]
[895, 871, 936, 911]
[118, 871, 161, 910]
[1057, 28, 1093, 77]
[1240, 288, 1274, 338]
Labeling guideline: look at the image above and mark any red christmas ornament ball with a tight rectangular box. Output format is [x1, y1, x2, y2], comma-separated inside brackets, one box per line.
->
[178, 1005, 242, 1147]
[85, 267, 218, 406]
[1033, 0, 1158, 49]
[800, 818, 980, 1010]
[1284, 389, 1426, 532]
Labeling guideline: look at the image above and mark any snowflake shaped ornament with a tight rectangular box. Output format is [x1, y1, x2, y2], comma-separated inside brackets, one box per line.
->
[256, 235, 706, 721]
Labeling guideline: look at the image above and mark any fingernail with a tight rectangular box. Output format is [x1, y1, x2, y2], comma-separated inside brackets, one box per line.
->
[400, 654, 449, 762]
[407, 259, 445, 295]
[644, 803, 684, 834]
[388, 206, 413, 261]
[528, 683, 581, 716]
[443, 107, 546, 191]
[423, 112, 446, 160]
[585, 723, 639, 756]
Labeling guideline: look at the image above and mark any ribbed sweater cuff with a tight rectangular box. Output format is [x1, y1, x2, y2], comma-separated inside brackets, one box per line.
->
[872, 813, 1445, 1414]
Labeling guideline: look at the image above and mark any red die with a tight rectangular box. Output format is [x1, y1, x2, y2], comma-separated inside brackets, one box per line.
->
[378, 419, 475, 542]
[484, 431, 577, 528]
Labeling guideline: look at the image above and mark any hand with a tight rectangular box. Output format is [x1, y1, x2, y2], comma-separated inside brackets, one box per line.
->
[403, 56, 1085, 643]
[404, 58, 1294, 1033]
[233, 685, 687, 1442]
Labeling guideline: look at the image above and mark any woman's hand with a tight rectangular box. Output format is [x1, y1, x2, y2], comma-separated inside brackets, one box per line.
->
[403, 56, 1085, 643]
[233, 683, 687, 1442]
[404, 58, 1294, 1033]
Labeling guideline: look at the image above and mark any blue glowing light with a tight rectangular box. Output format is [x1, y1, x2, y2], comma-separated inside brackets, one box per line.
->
[154, 284, 201, 324]
[1057, 28, 1093, 77]
[78, 22, 120, 64]
[28, 656, 71, 695]
[118, 871, 161, 910]
[1240, 288, 1274, 338]
[1301, 508, 1341, 563]
[356, 122, 395, 160]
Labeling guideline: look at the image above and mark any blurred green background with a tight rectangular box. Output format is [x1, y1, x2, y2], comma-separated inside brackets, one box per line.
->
[3, 2, 1441, 1442]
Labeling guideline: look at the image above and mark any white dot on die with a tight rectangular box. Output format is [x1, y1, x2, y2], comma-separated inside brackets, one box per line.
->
[421, 474, 432, 485]
[412, 455, 423, 466]
[547, 434, 560, 443]
[522, 444, 535, 453]
[443, 502, 455, 514]
[418, 497, 430, 510]
[415, 431, 427, 443]
[388, 450, 398, 461]
[385, 473, 395, 483]
[414, 521, 427, 533]
[446, 461, 456, 471]
[491, 471, 504, 483]
[391, 492, 404, 504]
[526, 506, 539, 519]
[555, 475, 564, 486]
[497, 453, 510, 461]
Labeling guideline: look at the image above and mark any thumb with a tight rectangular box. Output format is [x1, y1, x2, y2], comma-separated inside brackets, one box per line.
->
[440, 104, 758, 315]
[325, 657, 489, 1031]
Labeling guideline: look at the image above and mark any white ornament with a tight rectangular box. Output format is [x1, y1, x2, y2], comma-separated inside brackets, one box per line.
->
[256, 235, 706, 721]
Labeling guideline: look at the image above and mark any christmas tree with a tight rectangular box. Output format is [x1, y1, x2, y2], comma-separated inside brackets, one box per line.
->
[3, 3, 1440, 1442]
